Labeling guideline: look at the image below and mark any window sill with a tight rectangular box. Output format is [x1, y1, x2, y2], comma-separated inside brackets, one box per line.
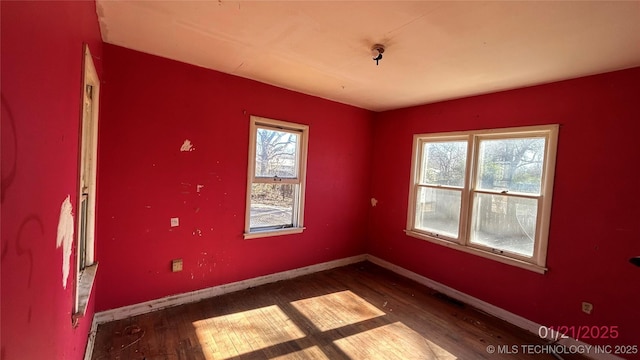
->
[72, 263, 98, 325]
[244, 227, 305, 239]
[405, 230, 547, 274]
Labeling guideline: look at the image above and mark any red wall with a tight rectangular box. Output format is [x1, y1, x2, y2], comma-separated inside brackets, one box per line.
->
[1, 1, 103, 359]
[3, 2, 637, 355]
[95, 44, 373, 311]
[368, 68, 640, 348]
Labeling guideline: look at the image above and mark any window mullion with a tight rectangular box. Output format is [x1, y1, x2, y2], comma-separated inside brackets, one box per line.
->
[459, 135, 475, 246]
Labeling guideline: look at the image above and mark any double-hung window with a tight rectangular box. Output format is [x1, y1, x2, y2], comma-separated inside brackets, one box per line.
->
[244, 116, 308, 239]
[406, 125, 558, 273]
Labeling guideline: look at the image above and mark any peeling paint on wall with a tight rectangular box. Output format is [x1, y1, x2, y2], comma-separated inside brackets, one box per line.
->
[371, 198, 378, 207]
[56, 195, 74, 289]
[180, 139, 195, 152]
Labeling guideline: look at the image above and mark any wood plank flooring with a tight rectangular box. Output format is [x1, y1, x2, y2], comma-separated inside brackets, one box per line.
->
[91, 262, 588, 360]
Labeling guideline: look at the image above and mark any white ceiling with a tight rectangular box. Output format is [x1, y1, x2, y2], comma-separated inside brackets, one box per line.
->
[96, 1, 640, 112]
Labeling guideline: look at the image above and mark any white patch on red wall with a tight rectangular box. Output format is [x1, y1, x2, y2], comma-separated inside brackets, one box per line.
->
[180, 139, 195, 152]
[56, 195, 74, 289]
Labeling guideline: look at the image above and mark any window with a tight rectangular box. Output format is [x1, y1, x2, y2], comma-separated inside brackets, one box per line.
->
[406, 125, 558, 273]
[73, 44, 100, 323]
[244, 116, 308, 239]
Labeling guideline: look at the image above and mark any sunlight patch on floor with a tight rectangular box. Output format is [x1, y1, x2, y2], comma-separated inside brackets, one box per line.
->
[291, 290, 385, 331]
[333, 321, 457, 360]
[193, 305, 305, 359]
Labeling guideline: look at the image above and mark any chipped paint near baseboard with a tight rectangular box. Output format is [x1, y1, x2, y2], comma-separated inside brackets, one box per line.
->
[56, 195, 74, 289]
[180, 139, 195, 152]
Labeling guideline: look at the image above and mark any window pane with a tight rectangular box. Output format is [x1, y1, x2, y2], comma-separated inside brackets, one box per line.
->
[79, 194, 89, 270]
[250, 183, 296, 229]
[421, 141, 467, 187]
[470, 193, 538, 257]
[255, 128, 299, 178]
[476, 137, 545, 194]
[415, 187, 462, 238]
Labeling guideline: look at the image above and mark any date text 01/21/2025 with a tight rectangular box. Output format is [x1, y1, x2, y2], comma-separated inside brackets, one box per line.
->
[538, 325, 619, 341]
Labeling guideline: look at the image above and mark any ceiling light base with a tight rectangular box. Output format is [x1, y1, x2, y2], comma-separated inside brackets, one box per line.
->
[371, 44, 385, 66]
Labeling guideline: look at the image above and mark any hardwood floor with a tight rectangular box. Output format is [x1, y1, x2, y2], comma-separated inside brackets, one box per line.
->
[91, 262, 587, 360]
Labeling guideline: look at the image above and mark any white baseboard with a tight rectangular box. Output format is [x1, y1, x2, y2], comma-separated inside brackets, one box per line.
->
[83, 316, 99, 360]
[366, 255, 623, 360]
[93, 254, 366, 325]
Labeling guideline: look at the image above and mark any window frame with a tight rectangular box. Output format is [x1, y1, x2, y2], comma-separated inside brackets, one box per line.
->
[244, 116, 309, 239]
[73, 44, 100, 324]
[406, 125, 559, 273]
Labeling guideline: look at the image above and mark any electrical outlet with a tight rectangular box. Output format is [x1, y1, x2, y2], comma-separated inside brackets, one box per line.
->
[582, 302, 593, 314]
[172, 259, 183, 272]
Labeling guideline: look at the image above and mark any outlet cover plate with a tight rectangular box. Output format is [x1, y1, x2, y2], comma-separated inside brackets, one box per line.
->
[172, 259, 183, 272]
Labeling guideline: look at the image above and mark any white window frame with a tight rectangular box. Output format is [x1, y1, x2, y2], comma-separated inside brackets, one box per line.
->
[406, 125, 558, 273]
[73, 44, 99, 323]
[244, 116, 309, 239]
